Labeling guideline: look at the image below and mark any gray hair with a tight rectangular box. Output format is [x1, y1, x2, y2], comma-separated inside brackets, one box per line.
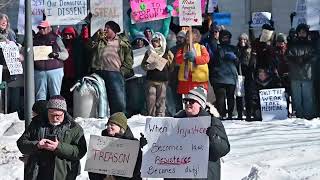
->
[0, 13, 10, 32]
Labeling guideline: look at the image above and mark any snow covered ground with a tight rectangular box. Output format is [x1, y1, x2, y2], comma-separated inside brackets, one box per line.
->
[0, 112, 319, 180]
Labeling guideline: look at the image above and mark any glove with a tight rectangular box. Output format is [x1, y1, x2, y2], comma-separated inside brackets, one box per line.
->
[206, 126, 216, 139]
[48, 52, 59, 59]
[146, 63, 156, 70]
[224, 52, 237, 61]
[166, 5, 173, 14]
[184, 51, 195, 62]
[139, 133, 148, 148]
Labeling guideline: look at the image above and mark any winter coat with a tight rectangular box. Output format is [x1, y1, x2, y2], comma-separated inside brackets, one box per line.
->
[88, 127, 142, 180]
[287, 39, 317, 81]
[250, 75, 282, 103]
[211, 44, 238, 85]
[176, 43, 210, 94]
[165, 109, 230, 180]
[88, 33, 133, 79]
[251, 40, 277, 72]
[16, 113, 87, 180]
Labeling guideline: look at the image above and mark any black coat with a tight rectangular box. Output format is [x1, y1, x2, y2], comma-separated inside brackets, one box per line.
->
[165, 109, 230, 180]
[88, 127, 142, 180]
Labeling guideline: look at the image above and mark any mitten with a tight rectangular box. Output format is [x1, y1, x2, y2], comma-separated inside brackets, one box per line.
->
[184, 51, 195, 62]
[166, 5, 173, 14]
[206, 126, 216, 139]
[48, 52, 59, 59]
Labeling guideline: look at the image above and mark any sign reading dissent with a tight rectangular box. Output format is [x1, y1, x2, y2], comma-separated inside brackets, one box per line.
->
[44, 0, 88, 25]
[141, 116, 210, 178]
[259, 88, 288, 121]
[85, 135, 140, 178]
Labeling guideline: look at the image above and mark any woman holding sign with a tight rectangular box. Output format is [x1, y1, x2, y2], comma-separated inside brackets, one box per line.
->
[165, 86, 230, 180]
[88, 112, 145, 180]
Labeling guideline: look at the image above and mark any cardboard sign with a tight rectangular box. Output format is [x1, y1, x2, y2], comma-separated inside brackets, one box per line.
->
[259, 29, 274, 42]
[18, 0, 44, 34]
[141, 116, 210, 178]
[0, 42, 23, 75]
[259, 88, 288, 121]
[146, 52, 168, 71]
[179, 0, 202, 26]
[33, 46, 53, 61]
[208, 0, 218, 13]
[213, 13, 231, 25]
[90, 0, 123, 36]
[251, 12, 272, 27]
[85, 135, 140, 178]
[130, 0, 169, 24]
[44, 0, 88, 26]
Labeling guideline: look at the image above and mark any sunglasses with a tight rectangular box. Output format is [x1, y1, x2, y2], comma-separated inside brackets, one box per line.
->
[38, 27, 46, 30]
[183, 99, 197, 105]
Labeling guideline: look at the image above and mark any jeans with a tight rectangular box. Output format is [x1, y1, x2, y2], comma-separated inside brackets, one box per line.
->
[35, 68, 64, 101]
[95, 70, 126, 115]
[126, 77, 146, 117]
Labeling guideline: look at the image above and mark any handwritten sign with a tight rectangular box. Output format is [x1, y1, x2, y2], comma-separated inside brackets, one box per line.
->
[213, 13, 231, 25]
[0, 42, 23, 75]
[130, 0, 169, 24]
[141, 116, 210, 178]
[85, 135, 140, 177]
[146, 52, 168, 71]
[33, 46, 53, 61]
[90, 0, 123, 36]
[18, 0, 44, 34]
[259, 29, 274, 42]
[44, 0, 88, 25]
[208, 0, 218, 13]
[259, 88, 288, 121]
[306, 0, 320, 30]
[179, 0, 202, 26]
[171, 0, 206, 16]
[130, 46, 148, 79]
[251, 12, 272, 27]
[293, 0, 307, 28]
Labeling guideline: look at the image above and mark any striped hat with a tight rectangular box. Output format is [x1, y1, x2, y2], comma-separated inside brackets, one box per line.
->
[47, 95, 67, 112]
[184, 86, 207, 109]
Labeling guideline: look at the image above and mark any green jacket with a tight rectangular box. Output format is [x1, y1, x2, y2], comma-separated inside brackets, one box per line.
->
[16, 114, 87, 180]
[88, 32, 134, 78]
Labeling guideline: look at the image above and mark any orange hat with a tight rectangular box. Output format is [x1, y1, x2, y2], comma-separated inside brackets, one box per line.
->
[38, 20, 50, 28]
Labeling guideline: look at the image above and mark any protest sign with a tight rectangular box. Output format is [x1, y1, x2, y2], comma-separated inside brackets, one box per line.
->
[141, 116, 210, 178]
[146, 52, 168, 71]
[306, 0, 320, 30]
[259, 88, 288, 121]
[259, 29, 274, 43]
[130, 0, 169, 24]
[213, 13, 231, 25]
[90, 0, 123, 36]
[33, 46, 53, 61]
[44, 0, 88, 26]
[18, 0, 44, 34]
[85, 135, 139, 177]
[251, 12, 272, 27]
[129, 46, 148, 79]
[171, 0, 207, 17]
[179, 0, 202, 26]
[0, 42, 23, 75]
[208, 0, 218, 13]
[293, 0, 307, 28]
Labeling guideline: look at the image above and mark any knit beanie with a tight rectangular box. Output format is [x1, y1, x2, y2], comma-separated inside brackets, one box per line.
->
[276, 33, 287, 43]
[108, 112, 128, 131]
[47, 95, 67, 112]
[177, 30, 186, 39]
[184, 86, 208, 109]
[105, 21, 121, 33]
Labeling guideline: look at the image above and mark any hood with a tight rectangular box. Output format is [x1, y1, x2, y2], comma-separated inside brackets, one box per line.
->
[149, 32, 166, 57]
[131, 32, 150, 48]
[62, 26, 77, 38]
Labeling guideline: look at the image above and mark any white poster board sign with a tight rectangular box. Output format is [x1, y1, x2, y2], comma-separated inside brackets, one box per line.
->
[33, 46, 53, 61]
[251, 12, 272, 27]
[259, 88, 288, 121]
[179, 0, 202, 26]
[306, 0, 320, 30]
[141, 116, 210, 178]
[90, 0, 123, 36]
[0, 42, 23, 75]
[293, 0, 307, 28]
[18, 0, 44, 34]
[208, 0, 218, 13]
[44, 0, 88, 26]
[84, 135, 139, 178]
[131, 46, 148, 79]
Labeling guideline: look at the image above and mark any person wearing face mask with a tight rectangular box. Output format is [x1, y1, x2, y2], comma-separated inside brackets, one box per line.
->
[17, 95, 87, 180]
[210, 30, 238, 120]
[141, 32, 174, 117]
[287, 23, 319, 119]
[165, 86, 230, 180]
[88, 112, 145, 180]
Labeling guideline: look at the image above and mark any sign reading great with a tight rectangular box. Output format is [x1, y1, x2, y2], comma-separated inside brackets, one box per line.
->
[44, 0, 88, 25]
[85, 135, 140, 178]
[141, 116, 210, 178]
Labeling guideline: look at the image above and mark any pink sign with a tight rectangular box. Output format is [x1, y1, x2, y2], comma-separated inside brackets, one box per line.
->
[172, 0, 207, 17]
[130, 0, 169, 24]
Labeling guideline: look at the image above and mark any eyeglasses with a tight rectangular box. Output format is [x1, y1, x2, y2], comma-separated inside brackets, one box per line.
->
[48, 110, 64, 117]
[183, 99, 197, 105]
